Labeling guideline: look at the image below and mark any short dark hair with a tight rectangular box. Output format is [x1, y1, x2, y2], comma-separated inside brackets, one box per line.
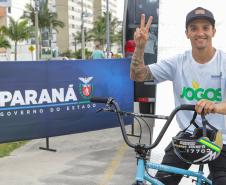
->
[186, 7, 215, 28]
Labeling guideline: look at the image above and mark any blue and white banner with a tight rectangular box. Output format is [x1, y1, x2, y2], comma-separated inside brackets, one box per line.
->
[0, 59, 133, 143]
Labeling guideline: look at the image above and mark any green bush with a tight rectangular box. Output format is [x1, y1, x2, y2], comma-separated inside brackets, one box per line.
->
[59, 49, 92, 59]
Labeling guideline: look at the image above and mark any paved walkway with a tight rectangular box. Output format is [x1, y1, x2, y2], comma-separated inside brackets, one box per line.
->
[0, 127, 136, 185]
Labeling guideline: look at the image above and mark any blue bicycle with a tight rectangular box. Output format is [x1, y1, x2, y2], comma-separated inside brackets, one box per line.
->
[91, 97, 215, 185]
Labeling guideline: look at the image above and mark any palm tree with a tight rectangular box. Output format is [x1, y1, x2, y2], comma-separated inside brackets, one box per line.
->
[22, 1, 64, 30]
[88, 12, 122, 49]
[89, 16, 106, 47]
[22, 0, 64, 39]
[1, 17, 34, 60]
[72, 30, 92, 52]
[38, 0, 64, 32]
[0, 29, 11, 49]
[22, 0, 64, 58]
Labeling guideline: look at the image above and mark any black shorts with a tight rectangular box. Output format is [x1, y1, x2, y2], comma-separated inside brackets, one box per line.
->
[155, 141, 226, 185]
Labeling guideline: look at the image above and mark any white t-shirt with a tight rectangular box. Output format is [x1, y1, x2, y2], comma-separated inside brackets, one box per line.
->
[149, 49, 226, 144]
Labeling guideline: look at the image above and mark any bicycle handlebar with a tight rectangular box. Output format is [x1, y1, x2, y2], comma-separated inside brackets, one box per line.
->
[90, 97, 110, 104]
[90, 97, 196, 150]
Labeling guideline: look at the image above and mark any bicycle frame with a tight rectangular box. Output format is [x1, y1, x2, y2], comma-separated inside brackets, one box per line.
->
[135, 158, 212, 185]
[90, 97, 212, 185]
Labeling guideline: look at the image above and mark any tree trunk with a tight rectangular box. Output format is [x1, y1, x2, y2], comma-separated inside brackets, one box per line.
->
[14, 41, 17, 61]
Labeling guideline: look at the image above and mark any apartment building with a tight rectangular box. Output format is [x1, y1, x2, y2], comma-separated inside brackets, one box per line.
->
[0, 0, 121, 60]
[55, 0, 119, 55]
[93, 0, 120, 55]
[55, 0, 93, 54]
[93, 0, 117, 22]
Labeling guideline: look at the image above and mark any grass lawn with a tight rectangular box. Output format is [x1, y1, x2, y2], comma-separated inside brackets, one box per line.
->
[0, 141, 27, 157]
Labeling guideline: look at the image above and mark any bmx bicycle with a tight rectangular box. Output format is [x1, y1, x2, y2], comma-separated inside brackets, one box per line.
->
[90, 96, 217, 185]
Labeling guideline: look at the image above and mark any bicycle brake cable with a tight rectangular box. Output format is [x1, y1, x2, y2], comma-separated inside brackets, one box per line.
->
[133, 116, 142, 143]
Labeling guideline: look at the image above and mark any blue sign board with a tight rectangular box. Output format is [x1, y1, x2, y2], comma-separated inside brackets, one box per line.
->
[0, 59, 133, 143]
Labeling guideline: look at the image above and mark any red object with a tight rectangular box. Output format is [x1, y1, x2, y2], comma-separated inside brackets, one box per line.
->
[125, 40, 136, 56]
[136, 97, 155, 103]
[137, 98, 149, 102]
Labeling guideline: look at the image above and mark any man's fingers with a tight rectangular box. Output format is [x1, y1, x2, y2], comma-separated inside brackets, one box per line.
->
[195, 101, 206, 113]
[134, 27, 148, 41]
[146, 16, 153, 32]
[140, 14, 145, 29]
[195, 100, 216, 114]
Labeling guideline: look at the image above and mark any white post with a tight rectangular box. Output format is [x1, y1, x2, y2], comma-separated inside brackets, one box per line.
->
[106, 0, 110, 58]
[81, 0, 85, 59]
[35, 0, 39, 60]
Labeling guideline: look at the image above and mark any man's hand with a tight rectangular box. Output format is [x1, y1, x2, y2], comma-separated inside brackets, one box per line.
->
[134, 14, 153, 49]
[130, 14, 154, 82]
[195, 99, 217, 115]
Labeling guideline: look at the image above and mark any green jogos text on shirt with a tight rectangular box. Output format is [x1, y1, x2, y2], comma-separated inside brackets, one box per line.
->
[180, 87, 222, 101]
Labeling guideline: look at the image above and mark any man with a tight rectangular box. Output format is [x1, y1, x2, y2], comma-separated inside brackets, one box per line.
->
[131, 7, 226, 184]
[91, 43, 105, 59]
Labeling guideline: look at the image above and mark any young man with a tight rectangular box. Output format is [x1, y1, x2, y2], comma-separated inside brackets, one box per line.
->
[131, 7, 226, 184]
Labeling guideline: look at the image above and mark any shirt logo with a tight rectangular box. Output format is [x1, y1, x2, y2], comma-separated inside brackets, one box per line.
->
[180, 80, 222, 101]
[211, 72, 222, 79]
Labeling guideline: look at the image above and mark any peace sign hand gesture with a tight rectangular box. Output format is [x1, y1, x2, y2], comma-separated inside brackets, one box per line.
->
[134, 14, 153, 49]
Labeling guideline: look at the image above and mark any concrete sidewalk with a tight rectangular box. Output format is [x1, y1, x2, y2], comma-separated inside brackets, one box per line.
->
[0, 127, 137, 185]
[0, 125, 208, 185]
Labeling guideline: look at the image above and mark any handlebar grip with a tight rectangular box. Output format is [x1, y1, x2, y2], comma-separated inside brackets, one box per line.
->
[90, 97, 109, 103]
[180, 104, 195, 111]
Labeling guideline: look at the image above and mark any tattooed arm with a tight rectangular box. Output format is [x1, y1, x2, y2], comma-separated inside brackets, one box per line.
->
[130, 14, 154, 82]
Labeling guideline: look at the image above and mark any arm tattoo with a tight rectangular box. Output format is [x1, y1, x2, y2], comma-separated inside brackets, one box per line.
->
[134, 66, 154, 81]
[130, 49, 154, 81]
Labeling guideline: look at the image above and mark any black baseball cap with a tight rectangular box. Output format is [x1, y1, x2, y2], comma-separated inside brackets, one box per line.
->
[186, 7, 215, 28]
